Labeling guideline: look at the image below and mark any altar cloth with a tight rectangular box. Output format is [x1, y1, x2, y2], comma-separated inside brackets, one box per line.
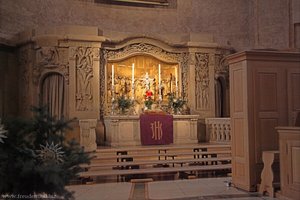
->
[140, 114, 173, 145]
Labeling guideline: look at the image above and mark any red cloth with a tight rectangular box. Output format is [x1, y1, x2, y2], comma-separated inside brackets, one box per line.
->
[140, 114, 173, 145]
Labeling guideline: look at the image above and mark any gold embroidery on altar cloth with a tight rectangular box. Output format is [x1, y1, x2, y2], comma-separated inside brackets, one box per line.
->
[150, 121, 163, 140]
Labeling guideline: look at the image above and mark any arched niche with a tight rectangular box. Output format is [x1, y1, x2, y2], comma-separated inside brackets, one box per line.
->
[107, 55, 179, 104]
[40, 72, 68, 119]
[100, 37, 189, 116]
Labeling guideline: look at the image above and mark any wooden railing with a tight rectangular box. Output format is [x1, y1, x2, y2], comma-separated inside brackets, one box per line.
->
[205, 118, 231, 143]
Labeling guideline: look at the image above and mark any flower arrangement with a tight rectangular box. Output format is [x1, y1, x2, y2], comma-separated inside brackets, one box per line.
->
[144, 90, 154, 110]
[115, 95, 133, 114]
[168, 93, 185, 114]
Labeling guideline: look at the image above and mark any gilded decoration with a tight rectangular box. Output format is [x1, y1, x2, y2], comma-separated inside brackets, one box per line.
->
[195, 53, 209, 110]
[73, 47, 94, 111]
[101, 42, 189, 116]
[107, 55, 179, 114]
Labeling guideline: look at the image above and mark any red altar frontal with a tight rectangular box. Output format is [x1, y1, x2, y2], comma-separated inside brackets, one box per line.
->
[140, 114, 173, 145]
[104, 114, 199, 147]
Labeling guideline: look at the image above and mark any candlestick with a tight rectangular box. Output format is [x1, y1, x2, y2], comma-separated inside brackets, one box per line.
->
[132, 63, 135, 99]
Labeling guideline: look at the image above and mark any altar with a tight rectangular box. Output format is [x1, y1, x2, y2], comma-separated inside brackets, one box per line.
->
[104, 114, 199, 147]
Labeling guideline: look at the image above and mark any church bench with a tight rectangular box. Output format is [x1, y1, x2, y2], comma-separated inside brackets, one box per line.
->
[92, 150, 232, 161]
[79, 164, 232, 178]
[96, 143, 230, 154]
[81, 156, 232, 169]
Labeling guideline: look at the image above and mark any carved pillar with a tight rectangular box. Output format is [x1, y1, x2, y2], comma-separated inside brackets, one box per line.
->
[79, 119, 97, 152]
[69, 46, 100, 120]
[18, 45, 35, 117]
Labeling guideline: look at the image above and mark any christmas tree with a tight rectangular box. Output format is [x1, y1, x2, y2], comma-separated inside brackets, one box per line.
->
[0, 106, 91, 199]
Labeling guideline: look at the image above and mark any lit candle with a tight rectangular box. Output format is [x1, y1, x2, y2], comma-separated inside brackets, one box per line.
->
[112, 64, 114, 86]
[132, 63, 135, 98]
[158, 64, 161, 98]
[175, 67, 178, 88]
[158, 64, 161, 86]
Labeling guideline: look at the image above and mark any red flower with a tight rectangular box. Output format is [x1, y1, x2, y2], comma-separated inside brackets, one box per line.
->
[146, 90, 153, 97]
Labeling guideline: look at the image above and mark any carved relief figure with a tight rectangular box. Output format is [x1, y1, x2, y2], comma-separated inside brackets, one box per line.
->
[195, 53, 209, 110]
[75, 47, 94, 111]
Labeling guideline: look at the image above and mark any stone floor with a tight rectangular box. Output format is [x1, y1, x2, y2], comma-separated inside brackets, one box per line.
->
[67, 177, 278, 200]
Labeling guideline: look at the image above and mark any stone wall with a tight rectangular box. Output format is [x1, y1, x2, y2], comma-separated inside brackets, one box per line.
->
[0, 0, 298, 51]
[0, 46, 19, 118]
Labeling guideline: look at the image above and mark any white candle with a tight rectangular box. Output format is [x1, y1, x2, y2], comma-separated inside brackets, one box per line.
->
[158, 64, 161, 87]
[132, 63, 135, 98]
[112, 64, 114, 86]
[175, 67, 178, 88]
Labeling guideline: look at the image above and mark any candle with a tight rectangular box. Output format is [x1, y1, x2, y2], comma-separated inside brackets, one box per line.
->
[175, 67, 178, 88]
[132, 63, 135, 98]
[112, 64, 114, 86]
[158, 64, 161, 86]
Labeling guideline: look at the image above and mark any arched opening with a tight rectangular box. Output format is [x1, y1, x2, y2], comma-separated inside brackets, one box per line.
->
[41, 73, 67, 119]
[215, 76, 227, 117]
[107, 54, 179, 104]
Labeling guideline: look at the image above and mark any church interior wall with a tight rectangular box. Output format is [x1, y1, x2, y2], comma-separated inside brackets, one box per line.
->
[1, 0, 298, 51]
[0, 0, 299, 146]
[0, 46, 19, 119]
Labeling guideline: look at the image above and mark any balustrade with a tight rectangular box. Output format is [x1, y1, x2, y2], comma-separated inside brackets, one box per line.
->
[205, 118, 231, 143]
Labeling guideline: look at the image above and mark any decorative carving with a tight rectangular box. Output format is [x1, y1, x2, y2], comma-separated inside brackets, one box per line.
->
[106, 43, 180, 63]
[79, 119, 97, 152]
[195, 53, 209, 110]
[102, 43, 189, 116]
[180, 52, 189, 101]
[37, 47, 59, 66]
[215, 54, 229, 88]
[33, 47, 69, 85]
[100, 50, 107, 117]
[73, 47, 94, 111]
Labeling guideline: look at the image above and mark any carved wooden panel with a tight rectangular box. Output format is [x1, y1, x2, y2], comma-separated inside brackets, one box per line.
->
[230, 63, 250, 190]
[254, 70, 284, 163]
[278, 127, 300, 200]
[232, 67, 244, 113]
[228, 51, 300, 192]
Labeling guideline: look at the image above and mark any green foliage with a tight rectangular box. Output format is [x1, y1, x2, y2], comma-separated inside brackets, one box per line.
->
[144, 99, 153, 109]
[115, 95, 133, 112]
[0, 106, 91, 199]
[168, 93, 185, 109]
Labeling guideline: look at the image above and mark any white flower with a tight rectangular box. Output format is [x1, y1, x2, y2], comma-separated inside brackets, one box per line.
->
[37, 142, 64, 164]
[0, 121, 7, 143]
